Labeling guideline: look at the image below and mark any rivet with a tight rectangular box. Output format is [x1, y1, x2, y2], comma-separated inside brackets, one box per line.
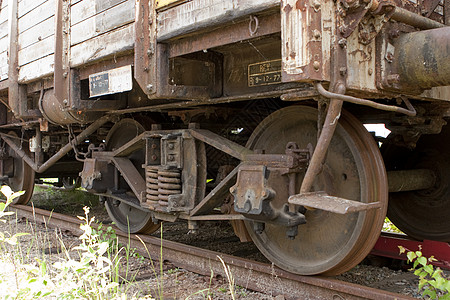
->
[339, 25, 348, 35]
[338, 38, 347, 48]
[386, 52, 394, 63]
[313, 29, 321, 39]
[313, 0, 321, 10]
[313, 61, 320, 70]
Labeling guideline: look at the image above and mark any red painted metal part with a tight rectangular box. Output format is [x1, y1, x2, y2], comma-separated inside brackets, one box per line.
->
[372, 233, 450, 270]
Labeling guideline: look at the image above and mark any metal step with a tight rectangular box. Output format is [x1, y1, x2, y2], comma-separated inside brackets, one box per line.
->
[288, 192, 382, 214]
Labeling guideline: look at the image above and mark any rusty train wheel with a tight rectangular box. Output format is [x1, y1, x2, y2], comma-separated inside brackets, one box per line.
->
[244, 106, 388, 275]
[3, 132, 35, 204]
[383, 125, 450, 242]
[104, 119, 159, 234]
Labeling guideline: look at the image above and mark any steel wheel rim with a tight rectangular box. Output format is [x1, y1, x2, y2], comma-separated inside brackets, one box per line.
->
[105, 197, 158, 234]
[5, 132, 35, 204]
[104, 119, 159, 234]
[244, 106, 388, 275]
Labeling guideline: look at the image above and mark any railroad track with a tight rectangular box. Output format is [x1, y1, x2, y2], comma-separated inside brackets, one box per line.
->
[11, 204, 413, 300]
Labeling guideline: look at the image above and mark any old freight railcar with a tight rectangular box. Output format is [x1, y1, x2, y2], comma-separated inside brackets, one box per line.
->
[0, 0, 449, 275]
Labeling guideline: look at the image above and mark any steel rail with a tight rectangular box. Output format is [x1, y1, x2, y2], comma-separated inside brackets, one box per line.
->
[11, 204, 413, 300]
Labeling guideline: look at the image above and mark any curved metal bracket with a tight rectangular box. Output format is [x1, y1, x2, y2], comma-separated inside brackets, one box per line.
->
[315, 82, 416, 116]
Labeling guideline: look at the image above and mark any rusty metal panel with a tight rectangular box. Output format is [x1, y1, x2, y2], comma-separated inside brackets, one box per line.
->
[135, 0, 157, 95]
[281, 0, 332, 82]
[54, 0, 71, 109]
[346, 33, 377, 92]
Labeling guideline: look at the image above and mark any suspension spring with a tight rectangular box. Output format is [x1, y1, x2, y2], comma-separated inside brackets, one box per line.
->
[146, 166, 159, 202]
[158, 169, 182, 206]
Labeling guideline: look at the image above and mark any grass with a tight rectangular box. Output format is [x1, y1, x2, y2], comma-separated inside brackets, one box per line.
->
[0, 185, 241, 299]
[31, 185, 100, 216]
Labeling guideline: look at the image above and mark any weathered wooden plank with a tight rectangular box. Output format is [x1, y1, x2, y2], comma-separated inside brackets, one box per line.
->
[18, 54, 54, 83]
[0, 21, 8, 40]
[18, 35, 54, 66]
[156, 0, 188, 10]
[0, 5, 8, 23]
[0, 2, 7, 61]
[71, 0, 83, 6]
[71, 0, 127, 25]
[70, 23, 134, 67]
[157, 0, 279, 41]
[71, 0, 134, 45]
[18, 0, 55, 34]
[18, 0, 47, 18]
[0, 52, 8, 81]
[18, 16, 54, 50]
[0, 35, 8, 53]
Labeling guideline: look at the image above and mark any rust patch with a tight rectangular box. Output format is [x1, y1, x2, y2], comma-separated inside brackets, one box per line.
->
[296, 0, 307, 10]
[348, 49, 371, 61]
[284, 3, 292, 13]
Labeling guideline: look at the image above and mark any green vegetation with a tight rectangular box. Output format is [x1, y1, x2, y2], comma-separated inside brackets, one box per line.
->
[32, 185, 100, 215]
[0, 185, 240, 299]
[0, 186, 134, 299]
[382, 217, 403, 234]
[399, 246, 450, 299]
[0, 186, 27, 246]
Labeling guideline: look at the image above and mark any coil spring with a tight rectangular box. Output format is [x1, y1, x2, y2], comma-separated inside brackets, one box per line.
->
[146, 167, 159, 202]
[145, 166, 182, 206]
[158, 169, 182, 206]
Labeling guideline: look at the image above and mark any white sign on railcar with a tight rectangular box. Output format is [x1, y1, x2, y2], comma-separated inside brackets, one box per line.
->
[89, 65, 132, 97]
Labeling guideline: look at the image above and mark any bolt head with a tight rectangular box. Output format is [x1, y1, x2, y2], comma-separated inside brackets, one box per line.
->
[338, 38, 347, 48]
[313, 1, 321, 9]
[313, 61, 320, 70]
[313, 29, 321, 39]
